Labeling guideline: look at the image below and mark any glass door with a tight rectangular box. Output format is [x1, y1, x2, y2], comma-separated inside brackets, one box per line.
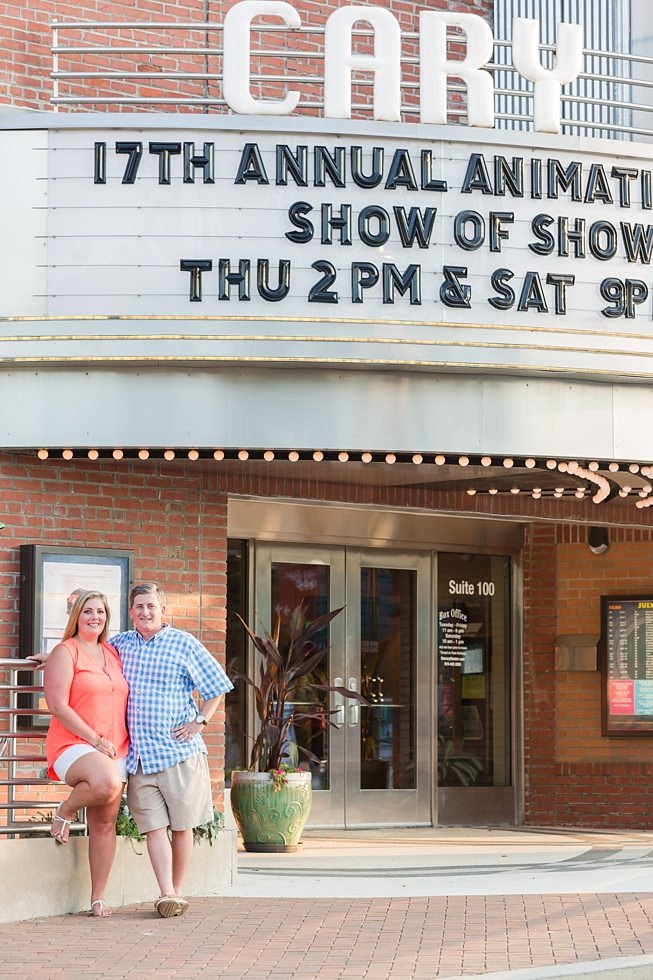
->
[255, 543, 346, 827]
[344, 550, 432, 827]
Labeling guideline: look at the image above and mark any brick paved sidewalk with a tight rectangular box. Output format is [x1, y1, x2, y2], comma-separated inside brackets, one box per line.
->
[3, 894, 653, 979]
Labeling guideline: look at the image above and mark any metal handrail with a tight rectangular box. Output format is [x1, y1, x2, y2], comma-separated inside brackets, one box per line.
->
[0, 660, 85, 837]
[48, 18, 648, 141]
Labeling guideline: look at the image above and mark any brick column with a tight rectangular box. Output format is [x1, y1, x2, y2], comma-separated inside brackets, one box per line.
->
[523, 522, 557, 825]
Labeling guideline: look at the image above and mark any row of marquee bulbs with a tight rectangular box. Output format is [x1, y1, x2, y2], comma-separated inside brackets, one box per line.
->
[36, 448, 650, 471]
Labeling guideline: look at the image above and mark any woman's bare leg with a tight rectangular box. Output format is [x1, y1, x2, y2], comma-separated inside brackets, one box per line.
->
[86, 787, 124, 916]
[58, 753, 123, 823]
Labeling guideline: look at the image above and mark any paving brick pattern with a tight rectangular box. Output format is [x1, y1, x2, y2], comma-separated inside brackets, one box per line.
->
[3, 894, 653, 979]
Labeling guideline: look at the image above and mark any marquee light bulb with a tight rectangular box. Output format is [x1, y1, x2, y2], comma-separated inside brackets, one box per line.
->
[88, 449, 99, 460]
[488, 488, 498, 495]
[37, 449, 48, 460]
[503, 458, 514, 468]
[213, 450, 224, 460]
[567, 461, 579, 473]
[435, 455, 445, 465]
[588, 461, 599, 471]
[466, 489, 476, 496]
[575, 489, 585, 498]
[459, 456, 469, 466]
[510, 487, 520, 494]
[361, 452, 372, 463]
[138, 449, 149, 460]
[546, 459, 557, 469]
[288, 451, 299, 462]
[532, 491, 541, 498]
[622, 485, 632, 493]
[481, 456, 492, 466]
[554, 491, 563, 498]
[313, 451, 324, 462]
[558, 462, 568, 472]
[640, 490, 648, 497]
[62, 449, 73, 460]
[412, 454, 423, 464]
[238, 450, 249, 460]
[164, 450, 175, 460]
[609, 462, 619, 472]
[112, 449, 124, 459]
[525, 458, 536, 468]
[619, 488, 629, 497]
[555, 488, 565, 494]
[629, 463, 640, 473]
[264, 450, 275, 461]
[188, 449, 199, 460]
[385, 453, 396, 464]
[533, 487, 542, 493]
[338, 452, 349, 462]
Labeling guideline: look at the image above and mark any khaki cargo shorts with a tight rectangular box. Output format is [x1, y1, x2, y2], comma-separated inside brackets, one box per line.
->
[127, 752, 214, 834]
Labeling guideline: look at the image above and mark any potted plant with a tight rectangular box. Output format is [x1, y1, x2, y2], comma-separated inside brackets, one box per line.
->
[230, 603, 365, 852]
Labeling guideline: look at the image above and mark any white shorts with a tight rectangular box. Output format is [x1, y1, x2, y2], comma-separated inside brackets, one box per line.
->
[53, 744, 127, 784]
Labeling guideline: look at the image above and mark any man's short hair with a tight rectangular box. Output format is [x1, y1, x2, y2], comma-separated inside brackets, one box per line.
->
[129, 582, 166, 607]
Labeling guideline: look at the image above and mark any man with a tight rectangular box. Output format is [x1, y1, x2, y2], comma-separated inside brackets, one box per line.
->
[110, 582, 233, 918]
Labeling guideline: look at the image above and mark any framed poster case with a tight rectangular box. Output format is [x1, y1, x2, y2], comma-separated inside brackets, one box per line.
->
[599, 594, 653, 737]
[18, 545, 134, 727]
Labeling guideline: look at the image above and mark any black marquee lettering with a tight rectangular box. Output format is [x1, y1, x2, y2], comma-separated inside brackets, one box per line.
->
[547, 159, 583, 201]
[531, 159, 542, 199]
[351, 147, 384, 188]
[183, 143, 214, 184]
[218, 259, 250, 301]
[600, 278, 625, 318]
[518, 271, 548, 312]
[276, 145, 308, 186]
[621, 223, 653, 264]
[286, 202, 314, 244]
[314, 146, 345, 188]
[494, 157, 523, 197]
[321, 204, 352, 245]
[440, 266, 471, 308]
[558, 217, 586, 258]
[385, 150, 418, 191]
[454, 210, 485, 250]
[382, 264, 421, 305]
[393, 207, 436, 248]
[611, 167, 638, 208]
[358, 206, 391, 247]
[149, 143, 181, 185]
[584, 164, 613, 204]
[94, 142, 106, 184]
[461, 153, 492, 195]
[351, 263, 379, 303]
[308, 260, 338, 303]
[257, 259, 291, 302]
[643, 172, 652, 210]
[180, 259, 212, 302]
[115, 142, 142, 184]
[235, 143, 269, 184]
[421, 150, 448, 192]
[529, 214, 555, 255]
[489, 212, 514, 252]
[589, 221, 618, 260]
[488, 268, 515, 310]
[546, 273, 575, 315]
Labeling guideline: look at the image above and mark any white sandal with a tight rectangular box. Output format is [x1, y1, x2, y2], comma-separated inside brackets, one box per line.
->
[91, 900, 112, 917]
[50, 804, 72, 844]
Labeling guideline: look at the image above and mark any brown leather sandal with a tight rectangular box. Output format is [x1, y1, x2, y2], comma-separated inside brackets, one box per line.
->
[155, 896, 189, 918]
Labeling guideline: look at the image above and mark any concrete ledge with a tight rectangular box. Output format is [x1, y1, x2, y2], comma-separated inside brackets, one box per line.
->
[438, 953, 653, 980]
[0, 830, 237, 923]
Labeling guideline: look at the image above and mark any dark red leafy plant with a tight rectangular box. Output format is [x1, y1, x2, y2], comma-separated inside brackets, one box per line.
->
[234, 604, 367, 775]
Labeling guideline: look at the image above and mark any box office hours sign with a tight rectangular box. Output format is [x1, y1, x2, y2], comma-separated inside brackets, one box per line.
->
[600, 595, 653, 736]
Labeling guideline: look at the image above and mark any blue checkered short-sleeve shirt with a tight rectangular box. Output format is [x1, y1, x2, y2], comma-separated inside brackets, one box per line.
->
[110, 624, 233, 775]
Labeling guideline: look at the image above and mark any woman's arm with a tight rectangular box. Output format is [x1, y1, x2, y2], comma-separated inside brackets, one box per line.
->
[43, 644, 116, 757]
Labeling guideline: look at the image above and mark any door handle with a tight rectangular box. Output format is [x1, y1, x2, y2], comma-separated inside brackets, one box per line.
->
[348, 677, 359, 726]
[333, 677, 344, 728]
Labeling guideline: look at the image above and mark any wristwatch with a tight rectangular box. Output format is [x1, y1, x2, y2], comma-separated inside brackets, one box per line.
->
[195, 714, 208, 726]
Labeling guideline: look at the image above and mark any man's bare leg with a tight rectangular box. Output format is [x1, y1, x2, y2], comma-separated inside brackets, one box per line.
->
[171, 829, 194, 896]
[146, 827, 175, 897]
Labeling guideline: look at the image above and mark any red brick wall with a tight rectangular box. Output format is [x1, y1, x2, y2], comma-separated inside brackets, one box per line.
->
[0, 0, 491, 113]
[0, 452, 229, 817]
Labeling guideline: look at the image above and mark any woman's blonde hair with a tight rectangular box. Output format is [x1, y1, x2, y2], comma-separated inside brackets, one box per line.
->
[62, 590, 111, 644]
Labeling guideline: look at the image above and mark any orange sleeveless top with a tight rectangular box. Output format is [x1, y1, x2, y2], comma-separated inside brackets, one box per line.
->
[45, 638, 130, 780]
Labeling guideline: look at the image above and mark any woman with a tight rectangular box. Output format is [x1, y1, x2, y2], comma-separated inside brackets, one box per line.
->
[44, 590, 129, 917]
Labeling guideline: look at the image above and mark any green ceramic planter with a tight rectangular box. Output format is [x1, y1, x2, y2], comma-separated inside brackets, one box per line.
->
[230, 771, 312, 852]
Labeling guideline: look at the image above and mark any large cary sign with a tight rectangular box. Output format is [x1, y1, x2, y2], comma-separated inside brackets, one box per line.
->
[221, 4, 582, 134]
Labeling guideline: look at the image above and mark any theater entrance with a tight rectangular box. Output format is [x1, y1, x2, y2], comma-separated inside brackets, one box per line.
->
[227, 500, 521, 828]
